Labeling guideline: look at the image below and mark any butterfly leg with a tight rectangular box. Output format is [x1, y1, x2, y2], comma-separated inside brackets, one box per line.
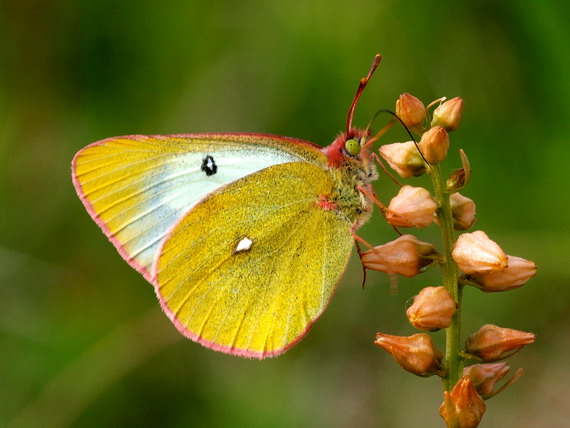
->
[353, 238, 368, 289]
[357, 183, 387, 215]
[370, 152, 404, 187]
[357, 184, 403, 237]
[350, 228, 373, 249]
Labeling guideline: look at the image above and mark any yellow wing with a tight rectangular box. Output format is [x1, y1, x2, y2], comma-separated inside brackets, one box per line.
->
[72, 134, 327, 280]
[155, 162, 355, 358]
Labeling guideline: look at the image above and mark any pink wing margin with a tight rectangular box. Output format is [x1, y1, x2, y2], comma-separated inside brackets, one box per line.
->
[72, 132, 338, 358]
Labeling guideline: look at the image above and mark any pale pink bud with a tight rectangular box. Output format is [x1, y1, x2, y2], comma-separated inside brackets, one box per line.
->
[396, 93, 426, 133]
[466, 255, 536, 292]
[431, 97, 464, 131]
[374, 333, 443, 377]
[406, 286, 457, 330]
[450, 193, 476, 230]
[386, 185, 437, 228]
[464, 362, 510, 397]
[418, 126, 450, 164]
[465, 324, 536, 361]
[379, 141, 426, 178]
[452, 231, 508, 274]
[439, 376, 486, 428]
[361, 235, 438, 277]
[435, 193, 476, 230]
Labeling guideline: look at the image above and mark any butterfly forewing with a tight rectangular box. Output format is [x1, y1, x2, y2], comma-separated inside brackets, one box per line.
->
[72, 134, 326, 279]
[155, 162, 355, 358]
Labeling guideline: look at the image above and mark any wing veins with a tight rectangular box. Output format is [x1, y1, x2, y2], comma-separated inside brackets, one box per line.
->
[169, 208, 307, 327]
[75, 151, 168, 177]
[220, 224, 300, 351]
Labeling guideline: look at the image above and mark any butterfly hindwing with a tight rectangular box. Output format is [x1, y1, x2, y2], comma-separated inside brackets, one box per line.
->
[155, 162, 355, 358]
[72, 134, 327, 280]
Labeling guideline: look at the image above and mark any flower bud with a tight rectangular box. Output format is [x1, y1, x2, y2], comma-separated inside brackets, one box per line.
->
[452, 231, 508, 274]
[435, 193, 476, 230]
[439, 376, 486, 428]
[446, 168, 468, 194]
[396, 93, 426, 133]
[431, 97, 464, 131]
[374, 333, 443, 377]
[446, 149, 472, 194]
[418, 126, 450, 164]
[450, 192, 476, 230]
[379, 141, 426, 178]
[406, 286, 456, 330]
[386, 185, 437, 228]
[466, 255, 536, 292]
[464, 362, 510, 397]
[361, 235, 438, 277]
[465, 324, 536, 362]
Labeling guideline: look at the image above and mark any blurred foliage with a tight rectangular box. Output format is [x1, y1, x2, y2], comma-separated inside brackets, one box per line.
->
[1, 0, 569, 427]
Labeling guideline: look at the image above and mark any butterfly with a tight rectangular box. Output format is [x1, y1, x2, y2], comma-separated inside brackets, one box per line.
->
[72, 55, 382, 358]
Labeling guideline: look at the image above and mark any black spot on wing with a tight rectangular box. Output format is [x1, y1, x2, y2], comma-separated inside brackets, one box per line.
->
[201, 155, 217, 176]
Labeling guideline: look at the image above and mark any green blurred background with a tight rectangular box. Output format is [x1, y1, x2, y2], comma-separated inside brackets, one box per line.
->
[1, 0, 568, 426]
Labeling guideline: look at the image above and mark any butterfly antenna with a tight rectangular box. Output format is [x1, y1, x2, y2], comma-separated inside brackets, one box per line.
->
[346, 54, 382, 135]
[362, 111, 396, 151]
[363, 109, 428, 164]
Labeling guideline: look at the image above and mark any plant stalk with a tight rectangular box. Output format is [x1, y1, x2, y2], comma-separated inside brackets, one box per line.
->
[428, 163, 463, 392]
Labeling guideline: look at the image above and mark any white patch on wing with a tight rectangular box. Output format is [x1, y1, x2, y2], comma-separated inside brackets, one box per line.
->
[235, 237, 253, 253]
[122, 146, 303, 272]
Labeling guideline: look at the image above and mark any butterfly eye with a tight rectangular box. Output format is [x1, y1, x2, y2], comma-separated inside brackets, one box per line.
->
[344, 138, 361, 156]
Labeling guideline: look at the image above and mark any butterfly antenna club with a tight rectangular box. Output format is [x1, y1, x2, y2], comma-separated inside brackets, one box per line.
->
[346, 54, 382, 136]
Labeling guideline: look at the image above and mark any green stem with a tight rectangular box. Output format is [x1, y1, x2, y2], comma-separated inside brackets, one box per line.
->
[428, 164, 463, 392]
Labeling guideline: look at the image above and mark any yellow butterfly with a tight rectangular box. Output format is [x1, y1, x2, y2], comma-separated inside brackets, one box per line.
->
[72, 55, 382, 358]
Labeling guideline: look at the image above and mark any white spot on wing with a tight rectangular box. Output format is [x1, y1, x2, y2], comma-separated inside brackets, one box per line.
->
[235, 237, 253, 253]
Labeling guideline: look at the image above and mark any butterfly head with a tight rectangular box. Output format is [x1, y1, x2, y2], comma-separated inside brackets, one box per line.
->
[323, 128, 370, 165]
